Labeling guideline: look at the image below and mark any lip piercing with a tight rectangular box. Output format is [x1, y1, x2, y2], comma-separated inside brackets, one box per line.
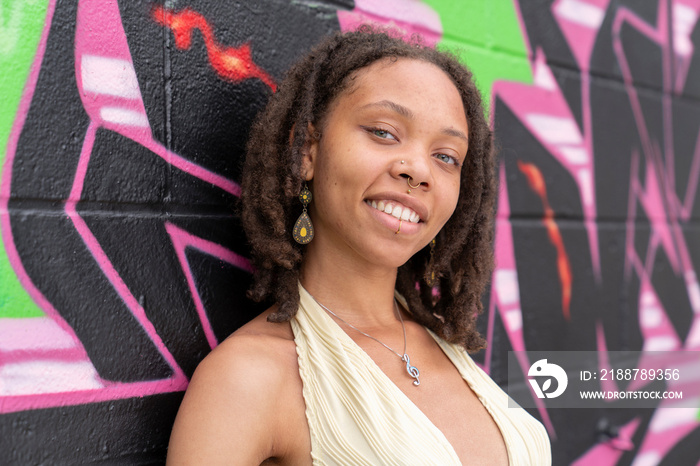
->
[395, 219, 402, 235]
[400, 160, 405, 164]
[407, 177, 420, 190]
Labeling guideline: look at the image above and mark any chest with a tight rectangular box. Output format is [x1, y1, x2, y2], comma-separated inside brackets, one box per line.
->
[361, 336, 510, 466]
[289, 308, 516, 465]
[282, 353, 510, 466]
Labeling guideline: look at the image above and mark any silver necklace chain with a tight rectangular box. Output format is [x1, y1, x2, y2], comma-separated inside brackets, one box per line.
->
[310, 295, 421, 386]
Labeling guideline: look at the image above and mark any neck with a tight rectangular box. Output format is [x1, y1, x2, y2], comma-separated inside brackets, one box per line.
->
[299, 237, 402, 328]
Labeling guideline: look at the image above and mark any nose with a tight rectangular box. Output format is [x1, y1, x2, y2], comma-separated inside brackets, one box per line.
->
[396, 146, 432, 191]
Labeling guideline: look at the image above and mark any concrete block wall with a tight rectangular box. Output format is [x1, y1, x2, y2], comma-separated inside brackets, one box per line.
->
[1, 0, 698, 464]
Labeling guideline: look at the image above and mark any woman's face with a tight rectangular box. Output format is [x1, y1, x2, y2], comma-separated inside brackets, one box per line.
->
[303, 57, 469, 269]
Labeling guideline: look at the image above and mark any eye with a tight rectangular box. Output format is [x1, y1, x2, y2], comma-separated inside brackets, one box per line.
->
[362, 126, 397, 141]
[434, 153, 460, 167]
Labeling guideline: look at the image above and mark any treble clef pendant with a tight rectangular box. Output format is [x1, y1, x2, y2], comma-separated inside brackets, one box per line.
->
[402, 354, 420, 386]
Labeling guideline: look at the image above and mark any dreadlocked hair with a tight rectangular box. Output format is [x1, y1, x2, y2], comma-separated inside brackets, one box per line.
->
[240, 26, 496, 352]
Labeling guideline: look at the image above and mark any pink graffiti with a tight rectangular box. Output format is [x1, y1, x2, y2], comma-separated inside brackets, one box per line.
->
[75, 3, 240, 197]
[488, 164, 556, 436]
[0, 317, 99, 395]
[0, 0, 251, 414]
[165, 222, 254, 350]
[614, 4, 700, 462]
[596, 322, 620, 393]
[497, 0, 700, 462]
[672, 0, 700, 92]
[493, 48, 599, 278]
[571, 418, 642, 465]
[552, 0, 612, 71]
[338, 0, 442, 46]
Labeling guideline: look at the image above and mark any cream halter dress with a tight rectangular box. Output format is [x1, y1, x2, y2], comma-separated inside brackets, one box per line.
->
[291, 283, 551, 465]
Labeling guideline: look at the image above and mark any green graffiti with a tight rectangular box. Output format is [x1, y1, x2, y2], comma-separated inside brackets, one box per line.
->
[0, 0, 50, 318]
[422, 0, 532, 109]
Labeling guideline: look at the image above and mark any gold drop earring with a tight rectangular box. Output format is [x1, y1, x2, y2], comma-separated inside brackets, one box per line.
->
[293, 183, 314, 244]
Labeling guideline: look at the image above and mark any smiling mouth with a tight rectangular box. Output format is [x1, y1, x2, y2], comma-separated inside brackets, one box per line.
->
[364, 200, 421, 223]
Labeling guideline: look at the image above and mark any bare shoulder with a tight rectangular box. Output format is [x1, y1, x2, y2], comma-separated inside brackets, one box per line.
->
[167, 307, 310, 465]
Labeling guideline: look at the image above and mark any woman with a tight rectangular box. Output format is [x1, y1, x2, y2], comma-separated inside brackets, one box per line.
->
[167, 27, 551, 465]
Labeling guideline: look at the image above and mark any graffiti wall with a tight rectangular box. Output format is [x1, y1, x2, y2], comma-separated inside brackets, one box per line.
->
[1, 0, 698, 464]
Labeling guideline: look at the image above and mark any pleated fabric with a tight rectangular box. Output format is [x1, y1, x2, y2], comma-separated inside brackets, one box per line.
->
[291, 283, 551, 466]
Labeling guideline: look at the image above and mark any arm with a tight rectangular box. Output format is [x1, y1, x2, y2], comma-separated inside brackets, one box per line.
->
[166, 335, 291, 465]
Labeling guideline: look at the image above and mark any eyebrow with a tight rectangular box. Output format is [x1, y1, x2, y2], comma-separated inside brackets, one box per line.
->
[360, 99, 469, 145]
[442, 127, 469, 145]
[361, 100, 415, 119]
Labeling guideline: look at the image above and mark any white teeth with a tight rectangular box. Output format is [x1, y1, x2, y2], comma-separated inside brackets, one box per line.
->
[367, 200, 420, 223]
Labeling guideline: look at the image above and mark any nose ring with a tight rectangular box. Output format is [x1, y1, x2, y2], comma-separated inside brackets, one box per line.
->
[407, 177, 420, 190]
[400, 160, 405, 164]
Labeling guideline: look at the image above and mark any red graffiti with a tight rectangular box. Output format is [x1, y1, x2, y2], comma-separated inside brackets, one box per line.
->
[152, 6, 277, 91]
[517, 161, 572, 321]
